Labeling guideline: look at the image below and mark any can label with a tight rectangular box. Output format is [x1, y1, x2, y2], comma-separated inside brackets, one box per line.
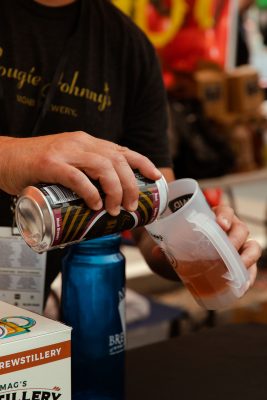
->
[37, 172, 162, 247]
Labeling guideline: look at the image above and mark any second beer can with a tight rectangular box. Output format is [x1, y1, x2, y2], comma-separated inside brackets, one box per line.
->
[15, 171, 169, 253]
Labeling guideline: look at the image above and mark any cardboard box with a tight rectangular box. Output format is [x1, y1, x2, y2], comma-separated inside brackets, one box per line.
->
[0, 301, 71, 399]
[211, 113, 257, 172]
[194, 69, 227, 118]
[227, 66, 264, 114]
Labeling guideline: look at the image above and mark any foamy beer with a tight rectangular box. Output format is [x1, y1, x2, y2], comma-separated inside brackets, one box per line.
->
[146, 178, 250, 310]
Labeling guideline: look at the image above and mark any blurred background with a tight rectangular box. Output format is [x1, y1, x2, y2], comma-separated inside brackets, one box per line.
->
[45, 0, 267, 350]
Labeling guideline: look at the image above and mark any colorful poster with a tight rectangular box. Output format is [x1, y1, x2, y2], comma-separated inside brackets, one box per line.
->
[112, 0, 237, 74]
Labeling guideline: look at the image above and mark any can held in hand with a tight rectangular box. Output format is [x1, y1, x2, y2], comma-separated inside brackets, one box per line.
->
[15, 171, 168, 253]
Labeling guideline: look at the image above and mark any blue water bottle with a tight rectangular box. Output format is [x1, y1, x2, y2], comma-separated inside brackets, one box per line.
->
[61, 234, 126, 400]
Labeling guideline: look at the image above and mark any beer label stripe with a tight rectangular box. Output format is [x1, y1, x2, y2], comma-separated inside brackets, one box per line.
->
[0, 341, 71, 375]
[62, 206, 72, 231]
[143, 191, 154, 208]
[138, 196, 149, 222]
[69, 209, 91, 242]
[62, 205, 93, 242]
[62, 207, 82, 243]
[138, 192, 154, 225]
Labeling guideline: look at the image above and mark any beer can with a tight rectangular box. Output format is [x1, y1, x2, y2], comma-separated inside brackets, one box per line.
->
[15, 171, 169, 253]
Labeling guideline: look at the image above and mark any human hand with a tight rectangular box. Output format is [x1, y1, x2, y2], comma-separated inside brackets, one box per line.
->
[0, 131, 161, 216]
[213, 204, 261, 287]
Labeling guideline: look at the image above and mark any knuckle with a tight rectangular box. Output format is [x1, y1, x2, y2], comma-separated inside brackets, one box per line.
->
[77, 131, 88, 141]
[84, 187, 100, 203]
[122, 179, 138, 194]
[98, 158, 112, 170]
[87, 156, 112, 173]
[38, 152, 56, 168]
[65, 168, 82, 186]
[70, 131, 88, 143]
[105, 184, 123, 199]
[114, 154, 127, 165]
[76, 130, 86, 137]
[117, 145, 129, 153]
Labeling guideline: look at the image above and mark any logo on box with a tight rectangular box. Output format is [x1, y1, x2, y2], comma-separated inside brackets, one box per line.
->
[0, 317, 36, 339]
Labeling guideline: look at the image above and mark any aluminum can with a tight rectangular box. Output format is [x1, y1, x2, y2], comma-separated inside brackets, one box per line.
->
[15, 171, 168, 253]
[61, 234, 125, 399]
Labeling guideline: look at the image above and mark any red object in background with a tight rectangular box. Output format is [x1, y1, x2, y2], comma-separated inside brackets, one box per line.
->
[203, 1, 232, 68]
[146, 0, 233, 74]
[121, 230, 135, 246]
[147, 0, 207, 72]
[162, 70, 176, 90]
[159, 26, 207, 72]
[203, 187, 223, 207]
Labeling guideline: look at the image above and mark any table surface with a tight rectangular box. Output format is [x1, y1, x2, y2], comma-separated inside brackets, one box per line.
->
[126, 323, 267, 400]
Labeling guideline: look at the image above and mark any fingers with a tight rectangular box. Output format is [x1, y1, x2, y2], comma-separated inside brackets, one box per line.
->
[57, 152, 137, 216]
[95, 144, 161, 212]
[77, 152, 138, 215]
[120, 147, 162, 181]
[240, 239, 261, 287]
[214, 205, 249, 250]
[112, 161, 139, 212]
[247, 264, 258, 287]
[43, 158, 124, 216]
[213, 204, 234, 231]
[239, 239, 262, 283]
[39, 162, 104, 211]
[240, 239, 262, 267]
[214, 204, 263, 290]
[14, 132, 162, 216]
[101, 147, 140, 211]
[78, 144, 161, 214]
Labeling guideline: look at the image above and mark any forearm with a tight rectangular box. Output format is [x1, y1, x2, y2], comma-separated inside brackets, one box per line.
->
[0, 131, 162, 216]
[0, 136, 23, 194]
[132, 167, 178, 280]
[133, 226, 179, 281]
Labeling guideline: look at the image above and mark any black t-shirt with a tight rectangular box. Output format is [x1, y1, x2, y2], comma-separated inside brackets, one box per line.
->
[0, 0, 172, 295]
[0, 0, 172, 226]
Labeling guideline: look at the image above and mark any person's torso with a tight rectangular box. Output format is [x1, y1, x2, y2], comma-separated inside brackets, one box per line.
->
[0, 0, 171, 226]
[0, 0, 146, 141]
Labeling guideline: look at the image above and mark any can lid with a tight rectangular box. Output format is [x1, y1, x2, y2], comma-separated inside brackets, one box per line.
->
[15, 187, 53, 252]
[157, 175, 169, 216]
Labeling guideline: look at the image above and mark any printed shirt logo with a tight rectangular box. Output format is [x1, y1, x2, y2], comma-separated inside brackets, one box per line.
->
[0, 316, 36, 339]
[0, 46, 112, 117]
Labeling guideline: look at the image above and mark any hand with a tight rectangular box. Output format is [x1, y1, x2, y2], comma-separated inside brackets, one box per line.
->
[0, 131, 162, 216]
[214, 205, 261, 287]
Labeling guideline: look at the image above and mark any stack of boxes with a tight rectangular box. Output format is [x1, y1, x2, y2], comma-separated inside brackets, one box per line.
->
[193, 65, 265, 173]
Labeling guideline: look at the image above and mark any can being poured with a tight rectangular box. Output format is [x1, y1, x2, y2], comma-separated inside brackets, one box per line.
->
[15, 171, 169, 253]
